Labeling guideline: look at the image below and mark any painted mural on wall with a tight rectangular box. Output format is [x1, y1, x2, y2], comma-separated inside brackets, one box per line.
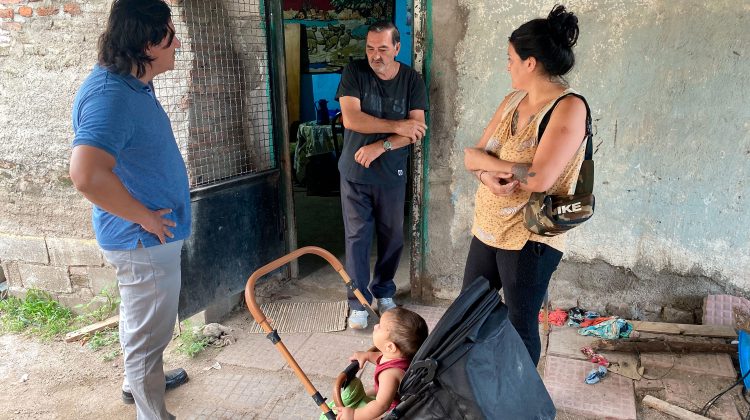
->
[283, 0, 395, 73]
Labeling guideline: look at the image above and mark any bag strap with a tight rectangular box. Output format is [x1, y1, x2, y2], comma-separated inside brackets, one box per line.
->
[537, 92, 593, 160]
[500, 90, 527, 121]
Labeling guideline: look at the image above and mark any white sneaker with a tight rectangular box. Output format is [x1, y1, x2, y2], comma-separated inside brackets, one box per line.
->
[377, 298, 397, 313]
[348, 309, 369, 330]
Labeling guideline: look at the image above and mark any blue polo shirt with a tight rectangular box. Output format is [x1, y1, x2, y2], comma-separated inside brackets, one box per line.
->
[71, 65, 191, 251]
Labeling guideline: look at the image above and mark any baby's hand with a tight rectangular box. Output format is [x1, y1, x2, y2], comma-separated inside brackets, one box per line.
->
[349, 351, 368, 369]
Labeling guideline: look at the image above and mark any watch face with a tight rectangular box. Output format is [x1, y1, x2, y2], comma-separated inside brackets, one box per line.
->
[383, 140, 392, 151]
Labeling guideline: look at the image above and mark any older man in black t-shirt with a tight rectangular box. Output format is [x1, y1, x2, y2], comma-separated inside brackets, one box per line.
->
[336, 21, 428, 329]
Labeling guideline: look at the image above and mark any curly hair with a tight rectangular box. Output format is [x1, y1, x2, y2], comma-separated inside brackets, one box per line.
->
[98, 0, 173, 78]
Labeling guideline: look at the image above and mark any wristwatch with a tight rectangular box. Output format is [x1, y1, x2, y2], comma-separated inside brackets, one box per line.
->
[383, 140, 393, 152]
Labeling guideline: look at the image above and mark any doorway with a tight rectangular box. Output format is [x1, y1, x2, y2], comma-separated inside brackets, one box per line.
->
[280, 0, 416, 301]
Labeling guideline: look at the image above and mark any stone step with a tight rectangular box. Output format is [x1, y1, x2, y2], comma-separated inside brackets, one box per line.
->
[544, 355, 637, 420]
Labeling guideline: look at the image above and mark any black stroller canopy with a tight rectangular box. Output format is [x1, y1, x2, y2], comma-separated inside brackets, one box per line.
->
[385, 277, 556, 420]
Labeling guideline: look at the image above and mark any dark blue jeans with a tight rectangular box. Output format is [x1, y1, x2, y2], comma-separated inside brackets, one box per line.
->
[462, 237, 563, 365]
[341, 179, 405, 311]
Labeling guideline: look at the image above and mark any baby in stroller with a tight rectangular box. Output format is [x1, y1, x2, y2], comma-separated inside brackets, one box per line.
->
[334, 307, 428, 420]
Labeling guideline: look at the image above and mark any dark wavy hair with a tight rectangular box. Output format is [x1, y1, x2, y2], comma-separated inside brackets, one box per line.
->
[98, 0, 173, 78]
[509, 4, 580, 77]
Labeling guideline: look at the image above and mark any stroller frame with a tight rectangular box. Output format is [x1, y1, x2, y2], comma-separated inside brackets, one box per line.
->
[244, 246, 380, 419]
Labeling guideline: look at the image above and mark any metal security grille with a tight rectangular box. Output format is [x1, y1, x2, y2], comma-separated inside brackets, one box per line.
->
[154, 0, 275, 188]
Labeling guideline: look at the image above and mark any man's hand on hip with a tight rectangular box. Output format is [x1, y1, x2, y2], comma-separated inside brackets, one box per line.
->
[393, 118, 427, 142]
[354, 142, 386, 168]
[140, 208, 177, 244]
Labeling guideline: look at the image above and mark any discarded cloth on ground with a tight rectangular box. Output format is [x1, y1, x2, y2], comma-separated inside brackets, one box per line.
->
[577, 318, 633, 340]
[567, 308, 601, 327]
[567, 307, 586, 326]
[579, 316, 613, 328]
[538, 308, 568, 326]
[580, 346, 610, 367]
[585, 366, 608, 385]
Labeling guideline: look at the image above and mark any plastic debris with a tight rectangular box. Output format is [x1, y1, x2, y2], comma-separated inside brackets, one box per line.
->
[568, 308, 605, 327]
[585, 366, 608, 384]
[538, 308, 568, 326]
[203, 362, 221, 371]
[578, 318, 633, 340]
[20, 373, 28, 383]
[567, 307, 586, 326]
[584, 310, 600, 319]
[581, 346, 610, 367]
[580, 316, 613, 328]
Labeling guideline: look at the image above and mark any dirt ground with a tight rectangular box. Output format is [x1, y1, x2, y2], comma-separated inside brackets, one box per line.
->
[0, 325, 227, 420]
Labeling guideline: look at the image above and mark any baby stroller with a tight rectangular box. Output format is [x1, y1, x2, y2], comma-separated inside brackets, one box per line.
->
[382, 276, 556, 419]
[333, 275, 556, 419]
[246, 247, 555, 419]
[244, 246, 379, 419]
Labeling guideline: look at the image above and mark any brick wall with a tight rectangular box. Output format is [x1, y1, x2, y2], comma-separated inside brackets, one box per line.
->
[0, 0, 83, 37]
[0, 233, 117, 311]
[157, 0, 273, 188]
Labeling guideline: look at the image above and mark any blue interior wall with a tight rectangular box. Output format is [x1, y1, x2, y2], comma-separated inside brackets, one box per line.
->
[300, 73, 340, 122]
[298, 0, 412, 123]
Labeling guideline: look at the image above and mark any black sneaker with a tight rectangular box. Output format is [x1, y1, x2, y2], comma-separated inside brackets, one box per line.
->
[121, 368, 189, 404]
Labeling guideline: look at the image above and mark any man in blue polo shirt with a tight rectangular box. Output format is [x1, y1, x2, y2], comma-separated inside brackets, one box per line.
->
[69, 1, 188, 418]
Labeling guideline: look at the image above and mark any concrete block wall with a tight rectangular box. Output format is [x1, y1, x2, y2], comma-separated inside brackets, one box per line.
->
[0, 233, 117, 310]
[0, 0, 104, 241]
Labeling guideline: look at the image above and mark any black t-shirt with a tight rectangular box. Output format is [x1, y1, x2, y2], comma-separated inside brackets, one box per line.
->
[335, 59, 428, 185]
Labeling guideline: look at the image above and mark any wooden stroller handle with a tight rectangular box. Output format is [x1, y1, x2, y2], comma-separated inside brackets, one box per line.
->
[244, 246, 378, 419]
[245, 246, 376, 324]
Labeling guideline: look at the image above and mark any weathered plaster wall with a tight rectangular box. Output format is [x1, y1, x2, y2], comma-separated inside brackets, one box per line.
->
[426, 0, 750, 319]
[0, 1, 103, 239]
[0, 0, 276, 311]
[0, 1, 114, 308]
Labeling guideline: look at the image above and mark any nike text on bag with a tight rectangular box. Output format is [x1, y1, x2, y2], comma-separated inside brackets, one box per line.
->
[523, 93, 595, 236]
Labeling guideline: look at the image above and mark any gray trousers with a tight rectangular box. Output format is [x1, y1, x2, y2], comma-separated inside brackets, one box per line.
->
[102, 240, 183, 420]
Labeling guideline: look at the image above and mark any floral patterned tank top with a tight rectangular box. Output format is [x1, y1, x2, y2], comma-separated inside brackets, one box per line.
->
[471, 88, 586, 251]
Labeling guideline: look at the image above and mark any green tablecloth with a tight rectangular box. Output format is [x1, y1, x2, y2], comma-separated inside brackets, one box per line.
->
[294, 121, 343, 184]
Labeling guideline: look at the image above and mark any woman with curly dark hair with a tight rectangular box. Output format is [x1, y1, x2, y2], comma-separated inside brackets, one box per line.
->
[462, 5, 589, 365]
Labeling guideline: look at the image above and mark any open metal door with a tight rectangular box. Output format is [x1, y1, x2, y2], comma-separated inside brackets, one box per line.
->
[154, 0, 293, 318]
